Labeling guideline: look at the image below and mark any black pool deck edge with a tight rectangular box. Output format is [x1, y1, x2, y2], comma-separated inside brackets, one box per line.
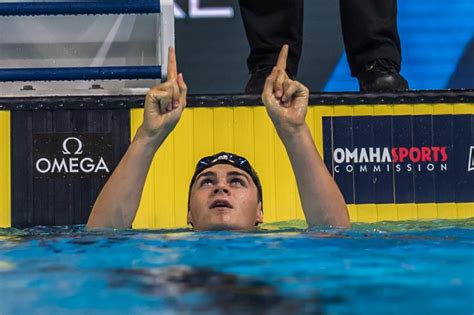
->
[0, 89, 473, 111]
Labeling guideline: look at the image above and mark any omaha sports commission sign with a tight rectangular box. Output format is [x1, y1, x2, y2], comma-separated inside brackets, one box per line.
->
[322, 114, 474, 204]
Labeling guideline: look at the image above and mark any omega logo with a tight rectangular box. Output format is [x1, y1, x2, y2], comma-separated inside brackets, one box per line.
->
[35, 137, 110, 174]
[61, 137, 83, 155]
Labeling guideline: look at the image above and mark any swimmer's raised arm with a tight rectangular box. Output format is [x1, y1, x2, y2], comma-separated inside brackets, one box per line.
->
[262, 45, 350, 228]
[87, 47, 187, 229]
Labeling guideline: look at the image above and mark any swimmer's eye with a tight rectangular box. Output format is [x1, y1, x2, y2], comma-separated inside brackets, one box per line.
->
[199, 178, 214, 186]
[230, 177, 246, 187]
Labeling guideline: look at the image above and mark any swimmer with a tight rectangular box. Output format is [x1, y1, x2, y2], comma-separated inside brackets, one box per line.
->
[86, 45, 350, 230]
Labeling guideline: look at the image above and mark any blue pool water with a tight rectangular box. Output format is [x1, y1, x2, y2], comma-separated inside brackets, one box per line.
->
[0, 219, 473, 315]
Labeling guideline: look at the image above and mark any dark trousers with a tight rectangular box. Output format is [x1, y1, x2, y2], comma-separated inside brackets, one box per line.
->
[239, 0, 402, 77]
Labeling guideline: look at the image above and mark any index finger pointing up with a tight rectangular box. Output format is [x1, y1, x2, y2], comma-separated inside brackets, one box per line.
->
[167, 46, 177, 81]
[275, 44, 288, 71]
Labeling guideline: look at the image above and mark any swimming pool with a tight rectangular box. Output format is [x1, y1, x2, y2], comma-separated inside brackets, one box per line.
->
[0, 219, 473, 315]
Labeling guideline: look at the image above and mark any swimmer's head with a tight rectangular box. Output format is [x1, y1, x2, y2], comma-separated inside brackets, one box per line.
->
[187, 152, 263, 230]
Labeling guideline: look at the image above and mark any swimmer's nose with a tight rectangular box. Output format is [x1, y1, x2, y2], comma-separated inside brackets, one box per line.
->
[213, 187, 229, 195]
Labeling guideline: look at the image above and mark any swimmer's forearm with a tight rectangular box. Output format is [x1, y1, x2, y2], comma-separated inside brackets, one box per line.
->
[87, 126, 167, 229]
[277, 124, 351, 228]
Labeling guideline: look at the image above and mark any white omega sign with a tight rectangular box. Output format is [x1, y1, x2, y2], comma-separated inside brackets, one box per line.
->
[62, 137, 83, 155]
[35, 137, 110, 174]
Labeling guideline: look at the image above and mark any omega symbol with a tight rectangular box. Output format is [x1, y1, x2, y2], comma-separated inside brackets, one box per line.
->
[62, 137, 83, 155]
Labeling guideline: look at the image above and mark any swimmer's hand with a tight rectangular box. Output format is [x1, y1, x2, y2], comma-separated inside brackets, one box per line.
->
[262, 45, 309, 137]
[140, 47, 187, 143]
[262, 45, 350, 229]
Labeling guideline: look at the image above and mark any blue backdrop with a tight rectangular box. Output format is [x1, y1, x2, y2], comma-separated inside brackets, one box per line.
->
[325, 0, 474, 91]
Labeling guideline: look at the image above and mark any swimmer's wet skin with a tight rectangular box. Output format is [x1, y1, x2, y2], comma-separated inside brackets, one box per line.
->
[86, 45, 350, 230]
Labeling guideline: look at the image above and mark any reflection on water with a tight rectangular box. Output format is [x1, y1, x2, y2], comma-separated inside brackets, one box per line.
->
[108, 266, 326, 315]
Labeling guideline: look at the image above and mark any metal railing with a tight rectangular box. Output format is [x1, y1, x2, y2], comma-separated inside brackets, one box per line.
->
[0, 1, 161, 16]
[0, 0, 174, 82]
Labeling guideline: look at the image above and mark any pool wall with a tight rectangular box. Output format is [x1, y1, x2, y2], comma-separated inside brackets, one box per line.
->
[0, 91, 473, 228]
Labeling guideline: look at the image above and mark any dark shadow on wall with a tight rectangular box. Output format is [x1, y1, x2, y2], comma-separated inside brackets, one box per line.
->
[175, 0, 248, 95]
[299, 0, 344, 92]
[175, 0, 344, 94]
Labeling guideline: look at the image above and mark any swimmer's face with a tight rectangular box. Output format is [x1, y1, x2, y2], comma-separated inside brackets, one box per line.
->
[188, 164, 263, 230]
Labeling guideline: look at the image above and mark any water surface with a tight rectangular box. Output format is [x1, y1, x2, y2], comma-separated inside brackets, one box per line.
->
[0, 219, 473, 315]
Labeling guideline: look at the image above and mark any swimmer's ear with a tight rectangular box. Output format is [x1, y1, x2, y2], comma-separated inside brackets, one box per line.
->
[187, 211, 193, 227]
[255, 201, 263, 226]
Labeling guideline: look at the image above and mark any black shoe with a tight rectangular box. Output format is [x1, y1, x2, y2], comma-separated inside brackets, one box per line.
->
[357, 59, 409, 92]
[244, 66, 274, 94]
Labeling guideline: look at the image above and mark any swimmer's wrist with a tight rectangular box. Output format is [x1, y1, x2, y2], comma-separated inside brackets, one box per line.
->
[276, 123, 308, 142]
[134, 125, 168, 149]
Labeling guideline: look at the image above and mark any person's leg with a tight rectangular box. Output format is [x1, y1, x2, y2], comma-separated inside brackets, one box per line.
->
[239, 0, 304, 93]
[339, 0, 408, 91]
